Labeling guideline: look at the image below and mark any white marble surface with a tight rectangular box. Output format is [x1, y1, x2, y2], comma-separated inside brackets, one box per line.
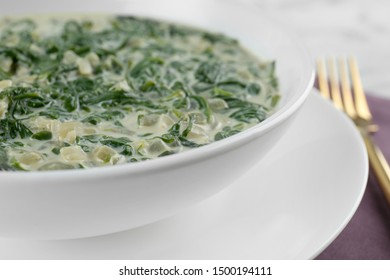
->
[245, 0, 390, 98]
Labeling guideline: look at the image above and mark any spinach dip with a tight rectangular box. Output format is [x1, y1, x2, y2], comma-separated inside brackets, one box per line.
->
[0, 15, 279, 171]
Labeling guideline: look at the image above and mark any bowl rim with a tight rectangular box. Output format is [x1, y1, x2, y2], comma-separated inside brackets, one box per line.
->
[0, 9, 315, 181]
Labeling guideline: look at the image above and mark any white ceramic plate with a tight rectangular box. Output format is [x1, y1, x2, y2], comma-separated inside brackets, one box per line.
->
[0, 91, 368, 259]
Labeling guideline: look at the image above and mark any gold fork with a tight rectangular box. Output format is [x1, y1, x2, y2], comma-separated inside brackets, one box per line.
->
[317, 57, 390, 206]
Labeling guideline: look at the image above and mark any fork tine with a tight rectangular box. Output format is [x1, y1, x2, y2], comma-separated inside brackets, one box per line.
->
[316, 58, 330, 100]
[349, 57, 372, 121]
[338, 58, 357, 119]
[317, 56, 390, 207]
[327, 57, 344, 111]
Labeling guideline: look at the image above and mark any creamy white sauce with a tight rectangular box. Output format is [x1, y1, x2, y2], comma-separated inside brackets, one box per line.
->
[0, 15, 279, 171]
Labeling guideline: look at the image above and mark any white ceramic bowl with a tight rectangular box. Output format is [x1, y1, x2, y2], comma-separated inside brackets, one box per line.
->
[0, 0, 314, 239]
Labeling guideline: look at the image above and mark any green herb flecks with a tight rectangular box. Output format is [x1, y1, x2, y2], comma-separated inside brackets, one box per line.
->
[0, 15, 279, 171]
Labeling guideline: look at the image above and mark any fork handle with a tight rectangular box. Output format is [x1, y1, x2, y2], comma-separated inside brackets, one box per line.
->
[363, 133, 390, 205]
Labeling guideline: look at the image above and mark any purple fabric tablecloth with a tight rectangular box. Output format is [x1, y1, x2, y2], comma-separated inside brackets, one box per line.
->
[316, 94, 390, 260]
